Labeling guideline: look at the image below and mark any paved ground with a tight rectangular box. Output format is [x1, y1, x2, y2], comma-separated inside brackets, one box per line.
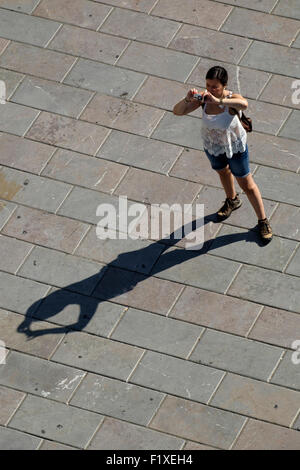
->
[0, 0, 300, 451]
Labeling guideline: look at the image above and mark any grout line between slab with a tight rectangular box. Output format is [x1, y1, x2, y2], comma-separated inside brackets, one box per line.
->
[59, 57, 79, 84]
[245, 305, 265, 338]
[206, 371, 227, 406]
[130, 74, 149, 101]
[282, 242, 300, 274]
[185, 328, 206, 360]
[146, 393, 167, 427]
[269, 0, 281, 14]
[148, 0, 160, 15]
[14, 244, 35, 276]
[54, 185, 74, 215]
[224, 263, 243, 295]
[166, 21, 183, 48]
[228, 417, 249, 450]
[30, 0, 43, 14]
[237, 39, 254, 66]
[66, 371, 87, 405]
[126, 349, 147, 383]
[275, 108, 293, 137]
[22, 110, 41, 137]
[166, 284, 186, 317]
[267, 350, 286, 383]
[5, 392, 27, 426]
[107, 306, 129, 340]
[217, 5, 235, 31]
[44, 23, 63, 49]
[76, 90, 97, 120]
[38, 146, 59, 176]
[84, 416, 106, 450]
[290, 407, 300, 429]
[96, 5, 114, 32]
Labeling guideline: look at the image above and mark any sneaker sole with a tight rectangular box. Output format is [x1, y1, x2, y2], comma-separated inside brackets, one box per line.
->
[217, 200, 242, 219]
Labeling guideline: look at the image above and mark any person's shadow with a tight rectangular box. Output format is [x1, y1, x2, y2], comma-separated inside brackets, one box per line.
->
[17, 210, 265, 338]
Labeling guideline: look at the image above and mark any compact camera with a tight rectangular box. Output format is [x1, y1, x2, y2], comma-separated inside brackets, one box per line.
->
[193, 93, 206, 101]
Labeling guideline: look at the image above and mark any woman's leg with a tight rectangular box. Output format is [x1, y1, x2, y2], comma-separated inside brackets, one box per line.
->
[216, 165, 237, 200]
[235, 174, 266, 220]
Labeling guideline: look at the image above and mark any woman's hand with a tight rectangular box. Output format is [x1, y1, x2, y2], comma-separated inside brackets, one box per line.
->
[185, 88, 203, 102]
[202, 90, 221, 104]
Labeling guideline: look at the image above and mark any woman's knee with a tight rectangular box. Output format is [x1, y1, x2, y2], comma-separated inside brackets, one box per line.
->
[236, 175, 256, 192]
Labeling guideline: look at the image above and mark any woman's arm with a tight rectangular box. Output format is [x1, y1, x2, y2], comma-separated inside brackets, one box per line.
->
[221, 93, 248, 111]
[173, 88, 202, 116]
[203, 91, 248, 111]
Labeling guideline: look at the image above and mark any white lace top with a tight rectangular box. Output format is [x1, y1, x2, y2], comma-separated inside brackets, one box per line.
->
[201, 91, 247, 158]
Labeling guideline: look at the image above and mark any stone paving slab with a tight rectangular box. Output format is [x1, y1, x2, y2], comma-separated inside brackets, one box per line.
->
[100, 7, 181, 47]
[273, 0, 300, 20]
[170, 25, 251, 65]
[189, 329, 283, 381]
[0, 309, 66, 359]
[0, 385, 25, 426]
[70, 373, 164, 426]
[0, 42, 77, 82]
[1, 0, 300, 451]
[169, 285, 262, 337]
[0, 426, 42, 450]
[0, 8, 61, 47]
[151, 0, 233, 30]
[97, 129, 182, 174]
[111, 307, 203, 358]
[270, 351, 300, 391]
[221, 8, 300, 46]
[11, 76, 94, 118]
[0, 132, 56, 174]
[214, 0, 277, 13]
[9, 394, 103, 448]
[51, 331, 144, 380]
[93, 265, 184, 315]
[211, 372, 300, 427]
[18, 245, 106, 294]
[87, 416, 185, 450]
[0, 234, 32, 274]
[0, 102, 39, 136]
[149, 395, 246, 450]
[240, 41, 300, 78]
[0, 166, 72, 212]
[232, 419, 300, 450]
[0, 0, 40, 14]
[33, 0, 113, 30]
[0, 351, 85, 403]
[248, 306, 300, 349]
[31, 287, 126, 337]
[130, 350, 225, 404]
[2, 205, 90, 253]
[63, 58, 146, 98]
[228, 265, 300, 313]
[48, 25, 130, 65]
[0, 68, 24, 99]
[42, 148, 128, 193]
[81, 93, 165, 137]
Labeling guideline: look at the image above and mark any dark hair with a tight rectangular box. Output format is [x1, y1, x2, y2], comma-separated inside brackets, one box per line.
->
[206, 66, 228, 86]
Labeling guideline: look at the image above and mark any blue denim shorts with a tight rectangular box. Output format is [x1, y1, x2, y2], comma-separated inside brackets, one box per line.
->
[204, 144, 250, 178]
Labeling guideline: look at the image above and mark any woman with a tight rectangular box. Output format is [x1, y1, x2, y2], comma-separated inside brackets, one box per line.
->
[173, 65, 273, 243]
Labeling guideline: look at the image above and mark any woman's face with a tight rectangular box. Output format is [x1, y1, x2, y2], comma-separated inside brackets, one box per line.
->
[205, 78, 225, 98]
